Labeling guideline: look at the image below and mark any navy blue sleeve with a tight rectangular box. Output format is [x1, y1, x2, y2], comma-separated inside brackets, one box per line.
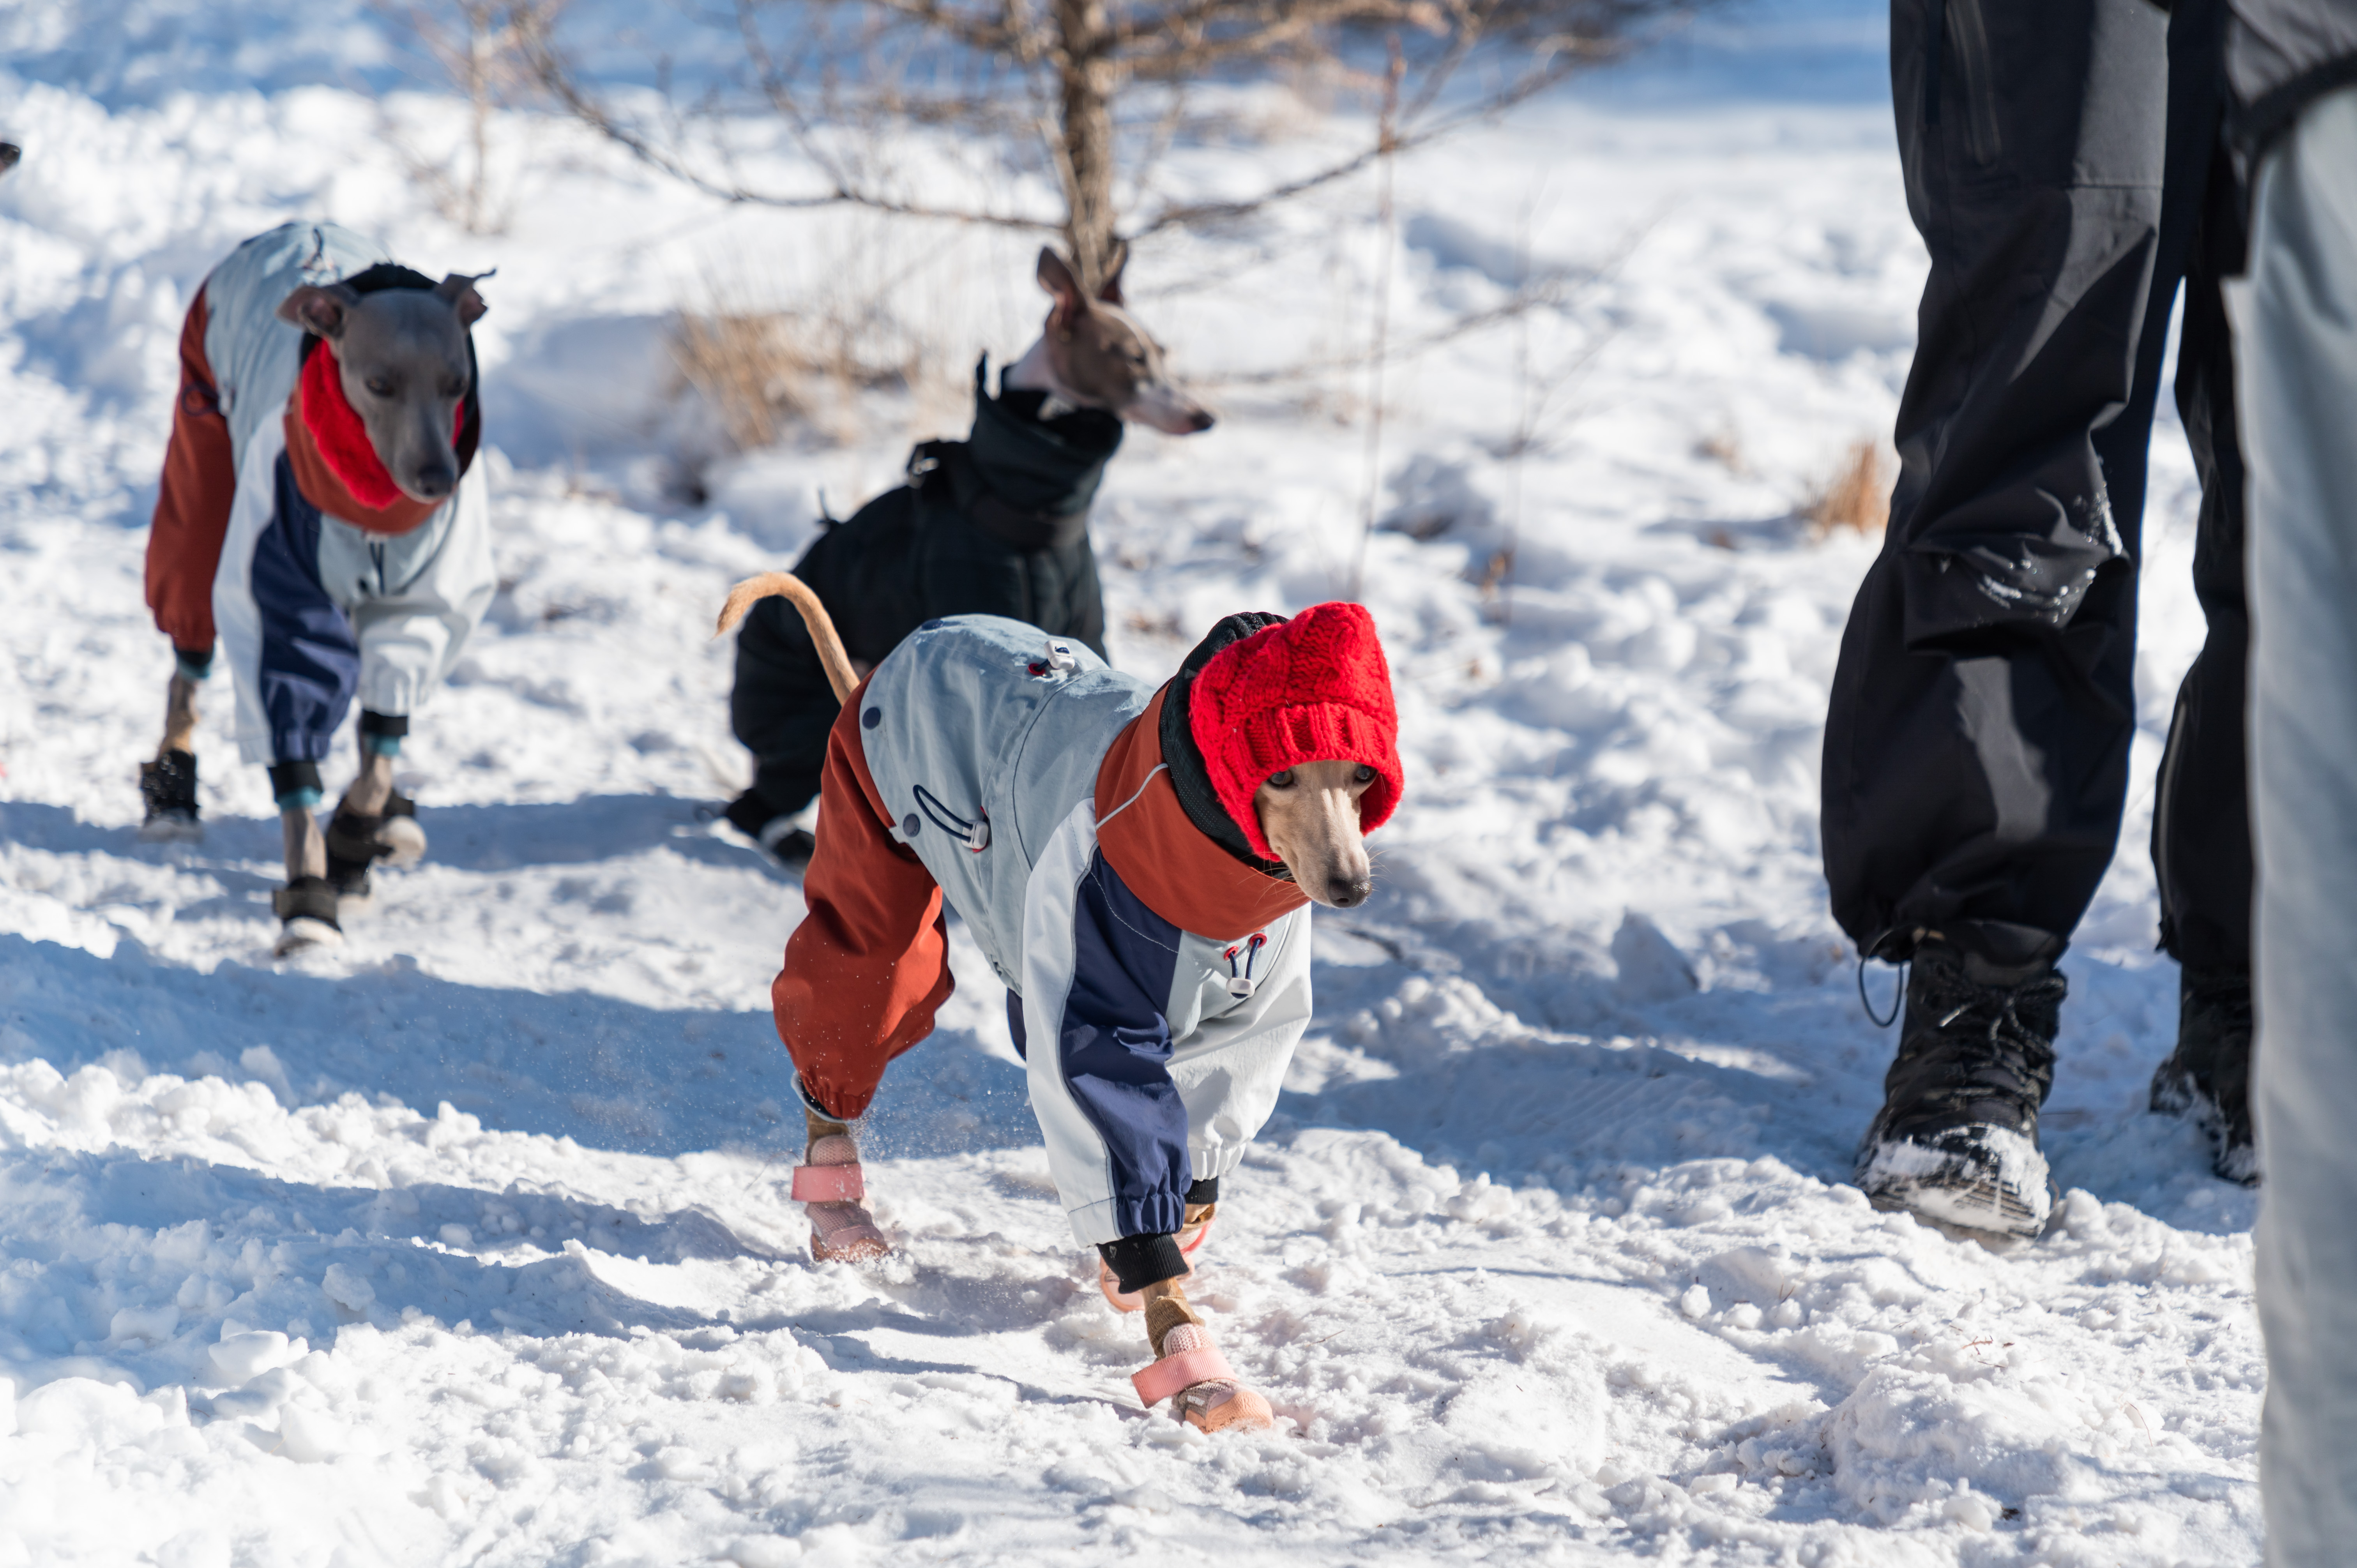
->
[1055, 851, 1189, 1240]
[253, 452, 358, 763]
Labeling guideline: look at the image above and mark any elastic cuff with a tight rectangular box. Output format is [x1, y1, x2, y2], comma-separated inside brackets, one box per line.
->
[173, 645, 214, 683]
[267, 761, 322, 805]
[793, 1072, 854, 1125]
[1098, 1233, 1190, 1294]
[359, 711, 410, 738]
[1184, 1177, 1219, 1206]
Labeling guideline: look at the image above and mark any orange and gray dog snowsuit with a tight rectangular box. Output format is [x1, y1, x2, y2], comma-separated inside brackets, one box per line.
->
[145, 221, 493, 802]
[780, 614, 1340, 1275]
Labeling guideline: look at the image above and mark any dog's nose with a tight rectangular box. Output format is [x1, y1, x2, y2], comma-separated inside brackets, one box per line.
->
[1187, 409, 1216, 433]
[406, 464, 456, 501]
[1328, 876, 1371, 908]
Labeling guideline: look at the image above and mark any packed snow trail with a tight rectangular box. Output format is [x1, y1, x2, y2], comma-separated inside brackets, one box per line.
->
[0, 4, 2264, 1562]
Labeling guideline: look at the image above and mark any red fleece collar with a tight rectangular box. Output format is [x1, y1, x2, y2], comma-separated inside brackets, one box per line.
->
[298, 341, 461, 510]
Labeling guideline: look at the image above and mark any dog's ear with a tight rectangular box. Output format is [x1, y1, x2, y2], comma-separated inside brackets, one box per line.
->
[0, 143, 19, 179]
[433, 269, 493, 328]
[1097, 238, 1128, 305]
[277, 282, 362, 340]
[1037, 247, 1085, 331]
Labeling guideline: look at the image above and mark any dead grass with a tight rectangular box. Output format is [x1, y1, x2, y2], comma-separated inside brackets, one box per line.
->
[1695, 424, 1746, 475]
[669, 253, 969, 454]
[1803, 436, 1892, 537]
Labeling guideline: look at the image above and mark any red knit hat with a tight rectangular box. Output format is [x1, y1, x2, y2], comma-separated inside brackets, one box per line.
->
[1187, 602, 1402, 860]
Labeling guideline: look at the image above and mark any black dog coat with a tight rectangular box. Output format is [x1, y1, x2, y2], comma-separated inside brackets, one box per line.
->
[730, 359, 1123, 825]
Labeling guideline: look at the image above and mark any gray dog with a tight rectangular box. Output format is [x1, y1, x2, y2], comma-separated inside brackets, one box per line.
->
[139, 221, 495, 956]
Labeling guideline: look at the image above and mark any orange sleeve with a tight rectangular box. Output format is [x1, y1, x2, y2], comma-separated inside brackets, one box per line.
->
[772, 679, 955, 1120]
[143, 286, 238, 652]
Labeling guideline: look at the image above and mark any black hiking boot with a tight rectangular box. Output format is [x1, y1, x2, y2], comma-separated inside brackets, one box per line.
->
[2149, 965, 2257, 1186]
[138, 749, 202, 840]
[324, 790, 424, 900]
[271, 875, 344, 956]
[1855, 936, 2067, 1239]
[722, 788, 815, 867]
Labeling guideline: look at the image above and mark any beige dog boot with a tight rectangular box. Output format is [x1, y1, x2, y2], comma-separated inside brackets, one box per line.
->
[1131, 1285, 1271, 1434]
[794, 1109, 888, 1262]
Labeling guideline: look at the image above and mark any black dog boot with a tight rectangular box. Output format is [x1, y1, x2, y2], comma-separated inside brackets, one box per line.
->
[722, 788, 815, 867]
[271, 876, 344, 956]
[138, 749, 202, 841]
[2149, 965, 2257, 1186]
[324, 790, 426, 900]
[1855, 936, 2067, 1239]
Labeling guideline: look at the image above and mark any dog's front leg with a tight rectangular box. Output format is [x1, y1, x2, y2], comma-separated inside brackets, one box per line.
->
[281, 806, 327, 884]
[1130, 1268, 1274, 1434]
[162, 671, 200, 755]
[796, 1105, 890, 1262]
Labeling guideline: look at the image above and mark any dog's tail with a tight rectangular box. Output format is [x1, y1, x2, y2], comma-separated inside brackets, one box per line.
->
[714, 572, 859, 703]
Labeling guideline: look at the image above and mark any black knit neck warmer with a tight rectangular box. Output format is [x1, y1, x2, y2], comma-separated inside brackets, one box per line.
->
[296, 261, 483, 479]
[1159, 611, 1292, 879]
[919, 356, 1124, 550]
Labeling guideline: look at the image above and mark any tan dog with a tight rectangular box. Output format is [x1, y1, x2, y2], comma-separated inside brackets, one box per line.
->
[720, 574, 1397, 1433]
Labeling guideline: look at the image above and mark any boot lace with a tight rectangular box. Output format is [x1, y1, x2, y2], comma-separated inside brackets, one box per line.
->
[1888, 952, 2066, 1128]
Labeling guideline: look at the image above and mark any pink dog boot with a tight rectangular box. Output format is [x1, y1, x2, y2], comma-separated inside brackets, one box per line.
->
[793, 1134, 889, 1262]
[1131, 1320, 1272, 1434]
[1099, 1205, 1217, 1312]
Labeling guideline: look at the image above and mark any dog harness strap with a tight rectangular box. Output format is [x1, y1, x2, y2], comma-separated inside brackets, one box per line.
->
[790, 1163, 866, 1203]
[1131, 1347, 1236, 1407]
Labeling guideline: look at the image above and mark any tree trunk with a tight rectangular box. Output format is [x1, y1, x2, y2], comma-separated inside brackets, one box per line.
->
[1052, 0, 1119, 293]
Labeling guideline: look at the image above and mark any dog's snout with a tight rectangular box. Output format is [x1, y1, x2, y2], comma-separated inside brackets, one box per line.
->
[407, 464, 456, 501]
[1328, 875, 1372, 909]
[1187, 408, 1216, 433]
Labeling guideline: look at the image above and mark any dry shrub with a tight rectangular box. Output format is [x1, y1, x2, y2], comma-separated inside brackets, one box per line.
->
[1695, 424, 1745, 474]
[1804, 437, 1892, 537]
[669, 253, 967, 454]
[670, 309, 813, 451]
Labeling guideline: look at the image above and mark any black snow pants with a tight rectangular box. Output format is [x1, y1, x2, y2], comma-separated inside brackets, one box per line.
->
[731, 371, 1119, 823]
[1821, 0, 2249, 972]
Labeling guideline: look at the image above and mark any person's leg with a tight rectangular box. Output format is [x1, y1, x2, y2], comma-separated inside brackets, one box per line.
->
[2235, 83, 2357, 1568]
[1826, 0, 2171, 967]
[1834, 0, 2171, 1233]
[2149, 91, 2259, 1181]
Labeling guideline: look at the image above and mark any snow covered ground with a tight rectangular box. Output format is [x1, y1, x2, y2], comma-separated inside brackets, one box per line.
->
[0, 3, 2265, 1563]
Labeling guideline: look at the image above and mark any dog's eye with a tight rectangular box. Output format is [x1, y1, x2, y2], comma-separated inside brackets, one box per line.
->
[439, 376, 463, 397]
[1266, 770, 1295, 789]
[1353, 765, 1376, 785]
[364, 377, 393, 397]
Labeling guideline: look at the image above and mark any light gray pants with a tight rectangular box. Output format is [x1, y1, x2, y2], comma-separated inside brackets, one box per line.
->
[2235, 83, 2357, 1568]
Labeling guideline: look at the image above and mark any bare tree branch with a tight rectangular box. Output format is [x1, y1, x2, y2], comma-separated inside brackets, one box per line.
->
[514, 0, 1700, 281]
